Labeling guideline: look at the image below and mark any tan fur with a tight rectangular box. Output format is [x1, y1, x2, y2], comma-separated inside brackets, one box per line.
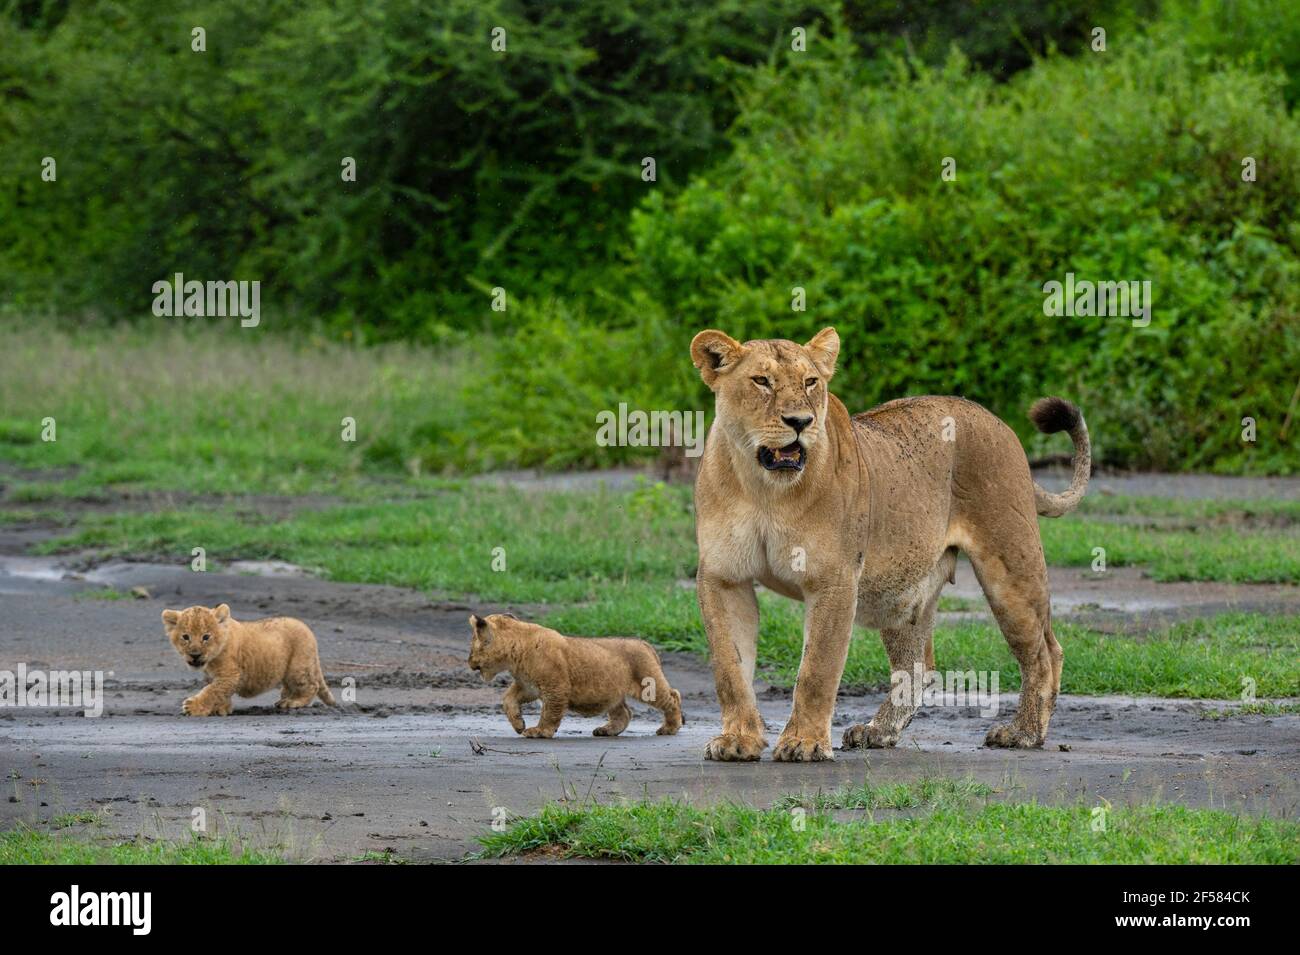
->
[162, 604, 335, 716]
[467, 613, 684, 738]
[689, 327, 1090, 761]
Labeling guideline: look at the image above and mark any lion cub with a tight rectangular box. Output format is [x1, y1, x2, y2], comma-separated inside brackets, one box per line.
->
[162, 604, 335, 716]
[467, 613, 684, 738]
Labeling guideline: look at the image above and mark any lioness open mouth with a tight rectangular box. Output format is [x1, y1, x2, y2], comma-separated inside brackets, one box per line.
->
[757, 441, 805, 471]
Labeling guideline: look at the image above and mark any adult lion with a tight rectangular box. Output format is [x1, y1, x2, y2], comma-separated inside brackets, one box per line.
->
[690, 327, 1090, 761]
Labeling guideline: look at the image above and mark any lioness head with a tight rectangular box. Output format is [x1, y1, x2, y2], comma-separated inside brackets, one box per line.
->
[691, 327, 840, 481]
[467, 612, 519, 680]
[162, 604, 232, 669]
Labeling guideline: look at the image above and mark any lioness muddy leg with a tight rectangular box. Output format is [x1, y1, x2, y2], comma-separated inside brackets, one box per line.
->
[522, 690, 568, 739]
[594, 701, 632, 737]
[968, 541, 1060, 749]
[697, 575, 766, 760]
[843, 592, 939, 750]
[774, 576, 857, 762]
[502, 681, 530, 734]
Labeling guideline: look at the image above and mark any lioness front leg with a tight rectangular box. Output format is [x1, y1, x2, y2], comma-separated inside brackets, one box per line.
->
[774, 577, 857, 762]
[697, 574, 766, 761]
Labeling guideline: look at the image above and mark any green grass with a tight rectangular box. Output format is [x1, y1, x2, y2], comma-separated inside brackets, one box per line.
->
[49, 811, 101, 829]
[1076, 495, 1300, 523]
[773, 776, 995, 813]
[73, 588, 132, 602]
[29, 482, 1300, 599]
[0, 320, 467, 497]
[1200, 701, 1300, 720]
[478, 798, 1300, 864]
[549, 594, 1300, 698]
[32, 481, 698, 604]
[0, 828, 284, 864]
[1040, 518, 1300, 583]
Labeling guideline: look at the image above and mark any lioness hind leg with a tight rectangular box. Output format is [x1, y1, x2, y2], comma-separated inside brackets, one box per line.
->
[594, 701, 632, 737]
[842, 593, 939, 750]
[967, 541, 1060, 749]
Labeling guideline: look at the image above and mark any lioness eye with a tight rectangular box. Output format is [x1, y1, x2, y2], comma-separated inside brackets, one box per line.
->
[752, 376, 770, 387]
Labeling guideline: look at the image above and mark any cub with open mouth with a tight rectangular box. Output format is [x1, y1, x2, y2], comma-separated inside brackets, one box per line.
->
[162, 604, 335, 716]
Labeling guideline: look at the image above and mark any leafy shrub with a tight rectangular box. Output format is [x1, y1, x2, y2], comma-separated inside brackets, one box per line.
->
[0, 0, 1132, 338]
[626, 26, 1300, 472]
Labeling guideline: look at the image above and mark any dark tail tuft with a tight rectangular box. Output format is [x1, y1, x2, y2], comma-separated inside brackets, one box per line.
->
[1029, 396, 1081, 435]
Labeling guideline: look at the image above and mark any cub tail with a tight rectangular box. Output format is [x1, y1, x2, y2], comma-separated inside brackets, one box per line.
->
[317, 678, 337, 707]
[1029, 396, 1091, 518]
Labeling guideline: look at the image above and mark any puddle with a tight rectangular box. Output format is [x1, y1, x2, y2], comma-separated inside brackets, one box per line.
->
[0, 555, 313, 595]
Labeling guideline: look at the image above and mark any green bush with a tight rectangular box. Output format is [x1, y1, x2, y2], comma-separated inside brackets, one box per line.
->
[624, 26, 1300, 472]
[0, 0, 1132, 338]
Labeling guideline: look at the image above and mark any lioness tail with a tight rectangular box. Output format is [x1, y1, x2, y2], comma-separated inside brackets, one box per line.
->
[1029, 397, 1090, 518]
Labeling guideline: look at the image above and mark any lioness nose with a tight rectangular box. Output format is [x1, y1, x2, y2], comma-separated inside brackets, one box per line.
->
[782, 414, 813, 434]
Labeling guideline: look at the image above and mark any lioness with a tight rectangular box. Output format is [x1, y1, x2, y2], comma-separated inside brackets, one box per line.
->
[690, 326, 1089, 761]
[162, 604, 335, 716]
[467, 613, 684, 738]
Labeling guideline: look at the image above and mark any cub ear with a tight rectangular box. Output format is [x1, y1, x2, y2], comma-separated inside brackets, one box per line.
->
[213, 603, 231, 623]
[498, 611, 518, 621]
[804, 326, 840, 380]
[690, 330, 747, 390]
[469, 614, 492, 641]
[161, 609, 180, 626]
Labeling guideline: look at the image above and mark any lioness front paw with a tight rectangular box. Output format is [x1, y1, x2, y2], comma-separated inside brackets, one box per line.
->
[521, 726, 555, 739]
[984, 722, 1044, 749]
[842, 721, 898, 749]
[772, 734, 834, 762]
[704, 733, 766, 761]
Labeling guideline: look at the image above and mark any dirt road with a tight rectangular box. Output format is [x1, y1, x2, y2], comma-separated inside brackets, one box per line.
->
[3, 551, 1297, 862]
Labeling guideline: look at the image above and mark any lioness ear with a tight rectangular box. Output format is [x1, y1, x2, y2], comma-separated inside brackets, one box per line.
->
[690, 330, 746, 390]
[804, 327, 840, 380]
[161, 609, 180, 627]
[213, 603, 230, 623]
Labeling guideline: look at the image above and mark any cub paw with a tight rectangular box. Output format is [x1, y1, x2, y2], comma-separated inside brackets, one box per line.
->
[521, 726, 555, 739]
[703, 733, 766, 761]
[655, 723, 680, 736]
[842, 721, 898, 750]
[181, 696, 203, 717]
[772, 734, 834, 762]
[984, 722, 1044, 749]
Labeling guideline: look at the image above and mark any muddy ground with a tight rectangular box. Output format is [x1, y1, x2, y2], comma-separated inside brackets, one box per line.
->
[1, 472, 1298, 862]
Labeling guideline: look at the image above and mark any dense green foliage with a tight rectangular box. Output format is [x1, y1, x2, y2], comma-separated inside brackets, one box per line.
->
[2, 0, 1298, 471]
[622, 29, 1300, 472]
[0, 0, 1117, 335]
